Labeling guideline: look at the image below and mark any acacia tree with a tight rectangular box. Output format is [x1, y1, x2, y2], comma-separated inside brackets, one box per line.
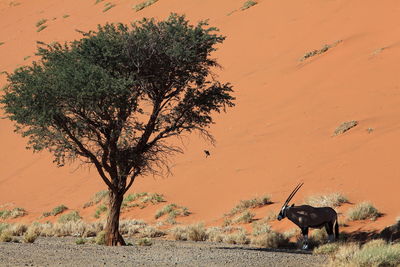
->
[1, 14, 234, 245]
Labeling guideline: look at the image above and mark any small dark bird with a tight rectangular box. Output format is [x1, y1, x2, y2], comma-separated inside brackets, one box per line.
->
[204, 150, 210, 158]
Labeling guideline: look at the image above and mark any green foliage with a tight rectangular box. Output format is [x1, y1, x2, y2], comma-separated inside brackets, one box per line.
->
[347, 202, 380, 221]
[134, 0, 158, 11]
[241, 1, 257, 10]
[122, 192, 165, 209]
[94, 204, 107, 218]
[58, 211, 82, 223]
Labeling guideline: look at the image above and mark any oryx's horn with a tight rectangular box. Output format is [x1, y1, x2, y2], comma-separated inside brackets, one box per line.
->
[283, 182, 304, 206]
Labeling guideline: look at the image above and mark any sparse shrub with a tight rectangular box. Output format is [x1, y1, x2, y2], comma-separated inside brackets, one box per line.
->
[83, 190, 108, 208]
[62, 14, 70, 19]
[241, 1, 257, 11]
[134, 0, 159, 11]
[23, 231, 38, 243]
[136, 237, 152, 246]
[0, 230, 12, 242]
[139, 226, 165, 238]
[252, 221, 271, 236]
[226, 195, 272, 217]
[51, 205, 68, 216]
[94, 204, 107, 218]
[119, 220, 147, 236]
[0, 223, 9, 234]
[10, 224, 28, 236]
[333, 120, 358, 136]
[36, 19, 47, 27]
[233, 210, 255, 224]
[155, 203, 190, 221]
[0, 207, 27, 219]
[347, 202, 380, 221]
[305, 193, 348, 208]
[309, 228, 328, 246]
[95, 231, 106, 245]
[170, 226, 188, 241]
[313, 242, 340, 255]
[206, 227, 225, 243]
[58, 211, 82, 223]
[328, 240, 400, 267]
[250, 231, 289, 248]
[75, 238, 86, 245]
[95, 0, 104, 4]
[103, 2, 116, 12]
[187, 223, 207, 241]
[223, 229, 250, 245]
[0, 42, 4, 46]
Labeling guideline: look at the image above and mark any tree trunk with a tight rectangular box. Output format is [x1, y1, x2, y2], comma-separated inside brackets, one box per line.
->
[105, 190, 126, 246]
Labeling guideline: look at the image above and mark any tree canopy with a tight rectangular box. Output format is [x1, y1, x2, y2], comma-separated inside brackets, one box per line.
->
[1, 13, 234, 245]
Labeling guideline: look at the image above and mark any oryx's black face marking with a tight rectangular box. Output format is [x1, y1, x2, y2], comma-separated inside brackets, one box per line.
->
[277, 205, 287, 221]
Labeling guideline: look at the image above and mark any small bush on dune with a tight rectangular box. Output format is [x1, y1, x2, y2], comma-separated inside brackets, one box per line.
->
[347, 202, 380, 221]
[226, 195, 272, 217]
[241, 1, 257, 11]
[83, 190, 108, 208]
[134, 0, 158, 11]
[93, 204, 107, 218]
[154, 204, 190, 223]
[305, 193, 348, 208]
[233, 210, 255, 224]
[50, 205, 68, 216]
[0, 207, 27, 219]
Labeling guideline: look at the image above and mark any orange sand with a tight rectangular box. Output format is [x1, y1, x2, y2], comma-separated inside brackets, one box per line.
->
[1, 0, 400, 232]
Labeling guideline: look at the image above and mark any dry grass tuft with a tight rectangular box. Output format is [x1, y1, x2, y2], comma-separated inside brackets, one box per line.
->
[250, 230, 289, 248]
[0, 207, 27, 219]
[83, 190, 108, 208]
[305, 193, 348, 208]
[313, 242, 341, 255]
[226, 195, 272, 217]
[154, 203, 190, 224]
[95, 231, 106, 245]
[327, 240, 400, 267]
[134, 0, 158, 11]
[136, 237, 152, 246]
[93, 204, 107, 219]
[347, 202, 380, 221]
[241, 1, 257, 11]
[301, 40, 342, 62]
[0, 230, 12, 242]
[58, 211, 82, 223]
[23, 230, 38, 243]
[139, 226, 165, 238]
[223, 229, 250, 245]
[233, 210, 255, 224]
[333, 120, 358, 136]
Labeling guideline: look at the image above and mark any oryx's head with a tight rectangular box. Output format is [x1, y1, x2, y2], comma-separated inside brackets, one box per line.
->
[277, 182, 303, 221]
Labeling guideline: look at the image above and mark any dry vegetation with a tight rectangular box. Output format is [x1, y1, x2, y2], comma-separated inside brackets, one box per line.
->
[83, 190, 108, 208]
[0, 207, 27, 219]
[301, 40, 342, 62]
[134, 0, 158, 11]
[347, 202, 380, 221]
[226, 195, 272, 217]
[42, 204, 68, 217]
[241, 1, 257, 11]
[304, 193, 348, 208]
[333, 120, 358, 136]
[154, 203, 190, 224]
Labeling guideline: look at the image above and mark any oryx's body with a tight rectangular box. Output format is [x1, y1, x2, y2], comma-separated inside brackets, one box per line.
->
[277, 183, 339, 250]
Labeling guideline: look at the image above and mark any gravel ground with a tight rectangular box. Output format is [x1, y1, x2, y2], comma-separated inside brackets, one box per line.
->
[0, 237, 327, 267]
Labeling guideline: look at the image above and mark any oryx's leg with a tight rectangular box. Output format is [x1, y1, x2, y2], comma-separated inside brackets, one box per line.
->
[325, 222, 334, 242]
[301, 227, 309, 250]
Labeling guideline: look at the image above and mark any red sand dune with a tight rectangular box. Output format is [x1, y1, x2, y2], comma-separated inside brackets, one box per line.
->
[1, 0, 400, 232]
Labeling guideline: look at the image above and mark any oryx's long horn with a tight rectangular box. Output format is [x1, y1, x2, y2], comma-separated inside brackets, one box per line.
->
[283, 182, 304, 206]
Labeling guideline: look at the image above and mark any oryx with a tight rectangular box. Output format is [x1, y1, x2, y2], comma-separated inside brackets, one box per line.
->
[277, 183, 339, 250]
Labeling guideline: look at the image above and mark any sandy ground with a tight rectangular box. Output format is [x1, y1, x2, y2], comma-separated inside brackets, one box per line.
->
[0, 237, 326, 267]
[0, 0, 400, 233]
